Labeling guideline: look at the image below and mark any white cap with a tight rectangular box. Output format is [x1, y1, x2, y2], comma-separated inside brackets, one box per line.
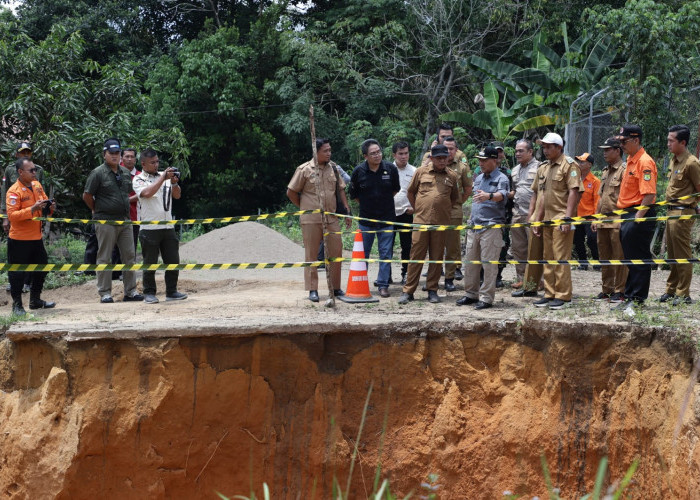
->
[538, 132, 563, 146]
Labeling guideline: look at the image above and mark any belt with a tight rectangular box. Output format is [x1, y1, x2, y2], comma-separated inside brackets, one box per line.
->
[668, 205, 692, 210]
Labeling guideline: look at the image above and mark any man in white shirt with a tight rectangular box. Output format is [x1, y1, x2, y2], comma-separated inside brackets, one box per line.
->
[133, 148, 188, 304]
[392, 141, 416, 284]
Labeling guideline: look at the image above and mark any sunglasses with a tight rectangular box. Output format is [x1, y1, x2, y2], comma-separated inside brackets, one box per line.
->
[24, 168, 38, 173]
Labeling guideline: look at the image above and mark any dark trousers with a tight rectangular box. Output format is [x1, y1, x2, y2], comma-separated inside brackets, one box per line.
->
[393, 212, 414, 277]
[573, 224, 599, 266]
[620, 207, 656, 302]
[140, 228, 180, 295]
[8, 238, 47, 302]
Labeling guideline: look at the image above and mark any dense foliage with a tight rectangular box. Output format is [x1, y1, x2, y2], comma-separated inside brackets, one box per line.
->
[0, 0, 697, 218]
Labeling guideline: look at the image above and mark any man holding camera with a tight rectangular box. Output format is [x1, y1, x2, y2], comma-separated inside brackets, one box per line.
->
[133, 148, 187, 304]
[83, 138, 143, 303]
[6, 157, 56, 315]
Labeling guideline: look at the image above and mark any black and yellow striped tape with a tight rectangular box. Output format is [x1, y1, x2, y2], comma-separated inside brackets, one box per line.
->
[2, 258, 698, 272]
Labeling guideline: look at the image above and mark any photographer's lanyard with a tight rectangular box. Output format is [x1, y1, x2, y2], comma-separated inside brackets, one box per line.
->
[162, 182, 172, 212]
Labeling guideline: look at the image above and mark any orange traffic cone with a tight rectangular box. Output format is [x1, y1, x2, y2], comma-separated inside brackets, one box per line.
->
[338, 230, 379, 303]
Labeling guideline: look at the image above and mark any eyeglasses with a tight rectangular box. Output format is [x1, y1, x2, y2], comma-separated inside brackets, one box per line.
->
[368, 150, 383, 157]
[24, 168, 38, 173]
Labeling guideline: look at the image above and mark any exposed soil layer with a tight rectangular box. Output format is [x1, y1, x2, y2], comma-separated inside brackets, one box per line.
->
[1, 318, 698, 499]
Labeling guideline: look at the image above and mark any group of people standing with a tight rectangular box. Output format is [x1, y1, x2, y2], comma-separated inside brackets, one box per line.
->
[286, 123, 700, 311]
[2, 138, 188, 315]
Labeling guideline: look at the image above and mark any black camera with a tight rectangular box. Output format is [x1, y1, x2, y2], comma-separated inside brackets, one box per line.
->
[42, 199, 54, 217]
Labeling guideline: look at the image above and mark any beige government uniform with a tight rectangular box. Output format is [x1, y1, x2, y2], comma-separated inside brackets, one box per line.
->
[445, 157, 472, 279]
[509, 157, 539, 282]
[287, 160, 344, 291]
[597, 159, 628, 295]
[664, 151, 700, 298]
[421, 149, 467, 167]
[522, 163, 547, 292]
[402, 163, 459, 294]
[531, 154, 583, 301]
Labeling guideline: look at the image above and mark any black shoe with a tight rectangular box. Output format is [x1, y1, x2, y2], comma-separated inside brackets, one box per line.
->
[609, 293, 625, 304]
[474, 301, 492, 310]
[166, 291, 188, 301]
[29, 299, 56, 310]
[672, 296, 692, 306]
[454, 268, 464, 281]
[593, 292, 611, 301]
[333, 289, 345, 297]
[658, 293, 675, 303]
[400, 275, 406, 285]
[444, 279, 456, 292]
[100, 295, 114, 304]
[456, 295, 478, 306]
[512, 289, 537, 298]
[309, 290, 319, 302]
[123, 293, 144, 302]
[428, 290, 441, 303]
[593, 265, 602, 271]
[379, 287, 390, 298]
[577, 265, 589, 271]
[548, 298, 570, 310]
[12, 302, 26, 316]
[398, 292, 414, 304]
[533, 297, 552, 308]
[495, 280, 504, 289]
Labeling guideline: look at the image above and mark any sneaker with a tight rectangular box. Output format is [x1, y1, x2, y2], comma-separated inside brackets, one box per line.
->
[658, 293, 675, 303]
[144, 294, 159, 304]
[123, 293, 145, 302]
[548, 298, 570, 310]
[100, 295, 114, 304]
[533, 297, 552, 308]
[593, 292, 611, 301]
[166, 292, 188, 301]
[672, 296, 692, 306]
[398, 292, 414, 304]
[609, 293, 625, 304]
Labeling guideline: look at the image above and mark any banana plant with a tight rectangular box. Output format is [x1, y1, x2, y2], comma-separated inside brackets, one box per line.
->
[441, 80, 558, 142]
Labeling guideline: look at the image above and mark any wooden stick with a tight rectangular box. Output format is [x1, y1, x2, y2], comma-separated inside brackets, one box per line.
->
[309, 105, 335, 307]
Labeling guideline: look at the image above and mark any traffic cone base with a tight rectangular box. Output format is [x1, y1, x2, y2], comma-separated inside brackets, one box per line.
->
[338, 231, 379, 303]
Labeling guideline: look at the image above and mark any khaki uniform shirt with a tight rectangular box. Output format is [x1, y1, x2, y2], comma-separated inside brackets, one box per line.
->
[512, 157, 539, 217]
[598, 160, 626, 229]
[666, 151, 700, 208]
[407, 163, 459, 225]
[529, 163, 548, 223]
[421, 149, 467, 167]
[287, 160, 345, 225]
[531, 153, 583, 221]
[2, 164, 45, 213]
[447, 158, 472, 219]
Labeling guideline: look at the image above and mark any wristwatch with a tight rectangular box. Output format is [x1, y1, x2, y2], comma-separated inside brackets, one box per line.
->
[489, 192, 493, 200]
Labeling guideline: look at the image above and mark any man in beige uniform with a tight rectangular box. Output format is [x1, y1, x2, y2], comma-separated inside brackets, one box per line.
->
[509, 139, 539, 288]
[532, 133, 583, 310]
[399, 144, 460, 304]
[592, 137, 628, 303]
[660, 125, 700, 305]
[443, 136, 472, 291]
[420, 123, 468, 166]
[287, 138, 350, 302]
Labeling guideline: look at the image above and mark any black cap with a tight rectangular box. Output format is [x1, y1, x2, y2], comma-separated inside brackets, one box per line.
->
[103, 138, 121, 153]
[430, 144, 449, 157]
[490, 141, 505, 150]
[16, 142, 32, 153]
[476, 146, 499, 159]
[616, 124, 642, 139]
[598, 137, 622, 149]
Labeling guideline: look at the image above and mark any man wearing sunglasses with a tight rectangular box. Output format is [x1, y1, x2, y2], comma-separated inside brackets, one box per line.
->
[6, 157, 55, 315]
[83, 138, 144, 304]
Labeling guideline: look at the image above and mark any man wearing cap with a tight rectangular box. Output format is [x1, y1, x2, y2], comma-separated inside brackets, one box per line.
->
[420, 123, 468, 167]
[398, 144, 460, 304]
[392, 141, 416, 285]
[456, 147, 509, 309]
[591, 137, 628, 303]
[83, 138, 144, 304]
[531, 132, 583, 310]
[287, 138, 350, 303]
[443, 136, 472, 291]
[490, 141, 514, 288]
[572, 153, 600, 270]
[6, 157, 56, 315]
[2, 142, 45, 293]
[509, 139, 539, 289]
[659, 124, 700, 306]
[348, 139, 400, 298]
[614, 124, 657, 310]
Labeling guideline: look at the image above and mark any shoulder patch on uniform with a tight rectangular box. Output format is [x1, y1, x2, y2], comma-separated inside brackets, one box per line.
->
[461, 157, 466, 163]
[570, 171, 577, 177]
[643, 172, 651, 181]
